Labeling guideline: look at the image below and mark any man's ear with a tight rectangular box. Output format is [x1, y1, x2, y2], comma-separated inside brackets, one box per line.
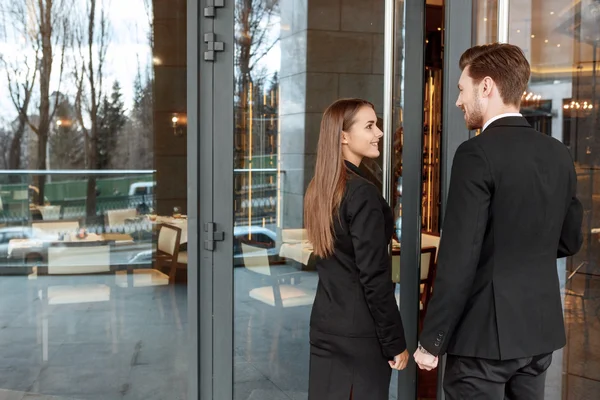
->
[481, 76, 494, 98]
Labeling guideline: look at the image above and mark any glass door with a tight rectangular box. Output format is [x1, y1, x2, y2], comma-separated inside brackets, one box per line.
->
[230, 1, 395, 398]
[201, 0, 427, 398]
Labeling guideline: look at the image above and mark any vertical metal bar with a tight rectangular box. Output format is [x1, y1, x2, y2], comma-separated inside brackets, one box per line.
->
[397, 0, 425, 398]
[587, 43, 597, 277]
[198, 0, 215, 397]
[497, 0, 510, 43]
[438, 1, 473, 399]
[212, 0, 235, 397]
[186, 0, 200, 398]
[382, 0, 396, 204]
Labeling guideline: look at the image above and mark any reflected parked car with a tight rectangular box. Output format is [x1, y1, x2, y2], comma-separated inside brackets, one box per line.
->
[0, 227, 32, 265]
[233, 226, 278, 266]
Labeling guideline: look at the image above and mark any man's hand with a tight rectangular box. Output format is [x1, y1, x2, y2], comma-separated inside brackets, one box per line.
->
[413, 348, 438, 371]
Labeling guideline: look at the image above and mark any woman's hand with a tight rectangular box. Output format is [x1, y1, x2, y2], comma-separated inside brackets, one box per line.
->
[388, 349, 409, 370]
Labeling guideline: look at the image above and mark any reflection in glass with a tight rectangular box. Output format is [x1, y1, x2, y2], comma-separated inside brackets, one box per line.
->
[505, 1, 600, 398]
[232, 0, 396, 398]
[472, 0, 499, 45]
[0, 0, 189, 398]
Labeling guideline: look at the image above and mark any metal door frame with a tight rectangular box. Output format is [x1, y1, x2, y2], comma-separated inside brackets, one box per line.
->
[187, 0, 201, 399]
[195, 0, 474, 398]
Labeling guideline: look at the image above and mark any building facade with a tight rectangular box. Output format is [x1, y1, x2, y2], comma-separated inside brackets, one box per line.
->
[0, 0, 598, 399]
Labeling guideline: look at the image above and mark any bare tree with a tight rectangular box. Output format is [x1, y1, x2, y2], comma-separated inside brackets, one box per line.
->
[0, 0, 72, 200]
[142, 0, 154, 48]
[0, 126, 11, 170]
[0, 2, 40, 177]
[235, 0, 279, 83]
[33, 0, 71, 202]
[234, 0, 279, 168]
[73, 0, 110, 221]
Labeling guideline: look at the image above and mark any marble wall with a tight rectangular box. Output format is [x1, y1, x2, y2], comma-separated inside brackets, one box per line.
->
[279, 0, 385, 228]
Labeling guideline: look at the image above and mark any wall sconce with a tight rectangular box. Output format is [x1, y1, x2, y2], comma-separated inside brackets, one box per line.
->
[563, 101, 595, 110]
[172, 114, 187, 136]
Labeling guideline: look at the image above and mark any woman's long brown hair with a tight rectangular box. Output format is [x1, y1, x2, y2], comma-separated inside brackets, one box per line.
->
[304, 98, 375, 258]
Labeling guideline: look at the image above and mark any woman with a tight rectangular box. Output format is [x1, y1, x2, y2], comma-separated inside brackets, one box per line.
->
[305, 98, 409, 400]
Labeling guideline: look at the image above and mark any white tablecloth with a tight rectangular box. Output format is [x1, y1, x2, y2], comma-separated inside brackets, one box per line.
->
[8, 233, 134, 258]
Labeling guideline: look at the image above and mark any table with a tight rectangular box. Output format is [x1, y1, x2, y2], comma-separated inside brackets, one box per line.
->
[8, 233, 134, 259]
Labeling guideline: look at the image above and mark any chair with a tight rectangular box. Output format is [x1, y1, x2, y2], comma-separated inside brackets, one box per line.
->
[281, 228, 308, 243]
[155, 224, 182, 283]
[105, 208, 138, 231]
[241, 243, 315, 308]
[176, 250, 188, 277]
[391, 246, 437, 314]
[421, 233, 440, 262]
[37, 205, 62, 220]
[419, 246, 437, 315]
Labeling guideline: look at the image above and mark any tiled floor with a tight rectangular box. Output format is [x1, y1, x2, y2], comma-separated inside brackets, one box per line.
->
[0, 261, 597, 400]
[0, 270, 187, 400]
[232, 262, 600, 400]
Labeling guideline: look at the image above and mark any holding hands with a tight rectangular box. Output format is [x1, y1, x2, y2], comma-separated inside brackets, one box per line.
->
[388, 349, 409, 370]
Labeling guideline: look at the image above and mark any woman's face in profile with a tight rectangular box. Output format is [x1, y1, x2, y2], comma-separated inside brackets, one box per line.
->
[342, 106, 383, 165]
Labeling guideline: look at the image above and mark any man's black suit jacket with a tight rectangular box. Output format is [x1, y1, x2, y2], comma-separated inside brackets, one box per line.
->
[420, 116, 583, 360]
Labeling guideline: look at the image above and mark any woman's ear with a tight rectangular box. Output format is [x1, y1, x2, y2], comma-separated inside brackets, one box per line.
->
[341, 130, 349, 145]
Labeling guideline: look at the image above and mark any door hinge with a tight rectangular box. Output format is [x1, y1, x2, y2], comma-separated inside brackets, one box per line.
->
[204, 222, 225, 251]
[204, 0, 224, 18]
[204, 33, 224, 62]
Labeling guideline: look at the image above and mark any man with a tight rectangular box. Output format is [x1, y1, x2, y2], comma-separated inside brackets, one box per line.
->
[413, 43, 583, 399]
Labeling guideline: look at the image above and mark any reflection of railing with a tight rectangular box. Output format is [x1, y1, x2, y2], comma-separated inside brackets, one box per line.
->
[234, 168, 281, 226]
[0, 170, 155, 225]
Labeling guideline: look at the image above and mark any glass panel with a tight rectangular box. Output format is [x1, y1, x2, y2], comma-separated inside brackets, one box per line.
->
[232, 0, 404, 398]
[472, 0, 499, 45]
[507, 0, 600, 398]
[391, 1, 407, 396]
[0, 0, 189, 398]
[414, 1, 444, 398]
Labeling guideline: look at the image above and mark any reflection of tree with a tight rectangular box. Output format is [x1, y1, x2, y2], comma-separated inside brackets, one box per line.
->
[126, 66, 153, 169]
[234, 1, 280, 226]
[49, 92, 85, 170]
[32, 0, 71, 202]
[235, 0, 279, 168]
[97, 81, 127, 169]
[0, 0, 71, 193]
[73, 0, 109, 220]
[0, 1, 39, 174]
[235, 0, 279, 81]
[0, 127, 12, 170]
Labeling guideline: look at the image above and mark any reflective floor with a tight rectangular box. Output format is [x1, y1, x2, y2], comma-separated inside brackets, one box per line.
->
[0, 262, 597, 400]
[0, 270, 187, 400]
[232, 260, 600, 400]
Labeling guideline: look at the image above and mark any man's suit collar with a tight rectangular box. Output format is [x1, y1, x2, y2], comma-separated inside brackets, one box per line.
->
[483, 116, 531, 132]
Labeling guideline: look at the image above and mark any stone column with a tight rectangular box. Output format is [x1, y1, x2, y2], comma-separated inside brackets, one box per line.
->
[152, 0, 188, 215]
[279, 0, 385, 229]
